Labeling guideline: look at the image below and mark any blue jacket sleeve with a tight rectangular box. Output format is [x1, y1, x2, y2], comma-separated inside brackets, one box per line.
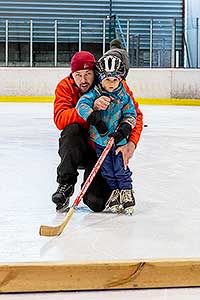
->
[121, 95, 137, 128]
[75, 90, 97, 121]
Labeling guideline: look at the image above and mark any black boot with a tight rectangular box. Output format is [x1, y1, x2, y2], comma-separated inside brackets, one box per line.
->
[52, 183, 74, 212]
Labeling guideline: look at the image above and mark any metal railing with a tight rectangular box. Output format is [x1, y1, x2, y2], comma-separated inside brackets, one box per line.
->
[0, 17, 198, 68]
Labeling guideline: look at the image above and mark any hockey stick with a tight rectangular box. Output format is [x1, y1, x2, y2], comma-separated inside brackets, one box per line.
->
[39, 137, 114, 237]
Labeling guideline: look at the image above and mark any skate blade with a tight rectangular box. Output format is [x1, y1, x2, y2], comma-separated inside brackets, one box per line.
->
[124, 207, 134, 215]
[110, 205, 121, 213]
[56, 204, 70, 213]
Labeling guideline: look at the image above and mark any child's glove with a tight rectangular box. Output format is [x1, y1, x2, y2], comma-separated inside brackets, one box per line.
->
[87, 111, 108, 136]
[109, 123, 132, 144]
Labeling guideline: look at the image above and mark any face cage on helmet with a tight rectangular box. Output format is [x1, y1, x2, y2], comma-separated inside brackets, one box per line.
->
[95, 55, 126, 78]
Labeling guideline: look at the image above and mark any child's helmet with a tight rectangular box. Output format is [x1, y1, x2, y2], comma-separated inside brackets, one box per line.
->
[95, 55, 126, 79]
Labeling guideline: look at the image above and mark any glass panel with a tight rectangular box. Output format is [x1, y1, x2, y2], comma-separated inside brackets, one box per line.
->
[185, 17, 200, 68]
[0, 19, 6, 66]
[7, 20, 30, 67]
[32, 20, 54, 67]
[57, 19, 79, 67]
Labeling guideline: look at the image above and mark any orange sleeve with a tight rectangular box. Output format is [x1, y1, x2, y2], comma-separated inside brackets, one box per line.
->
[54, 78, 88, 130]
[122, 80, 143, 146]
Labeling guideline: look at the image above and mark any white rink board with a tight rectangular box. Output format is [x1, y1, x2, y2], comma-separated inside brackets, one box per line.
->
[1, 68, 200, 99]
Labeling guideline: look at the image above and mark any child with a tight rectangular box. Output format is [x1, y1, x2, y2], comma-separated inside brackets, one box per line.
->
[76, 54, 136, 215]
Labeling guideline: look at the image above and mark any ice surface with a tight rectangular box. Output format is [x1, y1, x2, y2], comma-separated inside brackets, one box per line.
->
[0, 103, 200, 299]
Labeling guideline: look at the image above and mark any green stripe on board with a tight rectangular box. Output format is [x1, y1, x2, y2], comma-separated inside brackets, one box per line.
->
[0, 96, 200, 106]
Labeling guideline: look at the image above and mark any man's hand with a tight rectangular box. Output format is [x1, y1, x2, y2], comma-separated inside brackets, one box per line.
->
[115, 141, 136, 170]
[93, 96, 111, 110]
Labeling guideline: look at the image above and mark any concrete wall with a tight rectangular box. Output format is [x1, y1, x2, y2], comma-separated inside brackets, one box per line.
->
[0, 68, 200, 99]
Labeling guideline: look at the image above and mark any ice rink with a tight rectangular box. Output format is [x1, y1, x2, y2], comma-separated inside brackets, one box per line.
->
[0, 102, 200, 299]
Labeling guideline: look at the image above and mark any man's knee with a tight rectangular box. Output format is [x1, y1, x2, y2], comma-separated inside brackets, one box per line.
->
[83, 175, 111, 212]
[83, 194, 106, 212]
[60, 124, 88, 149]
[61, 124, 83, 139]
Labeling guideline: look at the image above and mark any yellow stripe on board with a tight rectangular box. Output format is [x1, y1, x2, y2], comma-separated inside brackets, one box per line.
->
[0, 96, 200, 106]
[0, 96, 54, 102]
[137, 98, 200, 106]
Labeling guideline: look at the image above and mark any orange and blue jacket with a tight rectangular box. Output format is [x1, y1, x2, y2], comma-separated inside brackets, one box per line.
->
[54, 74, 143, 146]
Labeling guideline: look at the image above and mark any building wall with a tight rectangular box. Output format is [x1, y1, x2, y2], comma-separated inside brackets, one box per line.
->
[0, 0, 183, 43]
[0, 0, 184, 67]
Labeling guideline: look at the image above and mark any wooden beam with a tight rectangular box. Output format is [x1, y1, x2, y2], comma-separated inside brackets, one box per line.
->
[0, 259, 200, 293]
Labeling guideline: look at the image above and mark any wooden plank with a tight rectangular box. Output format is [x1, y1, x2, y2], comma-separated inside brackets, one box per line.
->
[0, 259, 200, 293]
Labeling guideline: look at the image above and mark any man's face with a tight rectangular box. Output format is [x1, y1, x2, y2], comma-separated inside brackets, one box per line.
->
[72, 69, 94, 93]
[101, 77, 120, 92]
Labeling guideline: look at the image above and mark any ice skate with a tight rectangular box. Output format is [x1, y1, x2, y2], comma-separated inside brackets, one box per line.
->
[120, 189, 135, 215]
[52, 183, 74, 212]
[105, 189, 121, 213]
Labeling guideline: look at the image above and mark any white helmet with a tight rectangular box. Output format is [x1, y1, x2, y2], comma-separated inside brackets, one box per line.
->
[95, 54, 126, 79]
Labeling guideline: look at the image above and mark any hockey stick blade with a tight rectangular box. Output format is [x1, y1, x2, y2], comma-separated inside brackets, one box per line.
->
[39, 207, 75, 236]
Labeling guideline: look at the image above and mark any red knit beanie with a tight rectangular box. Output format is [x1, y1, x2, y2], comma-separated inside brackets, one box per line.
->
[71, 51, 96, 73]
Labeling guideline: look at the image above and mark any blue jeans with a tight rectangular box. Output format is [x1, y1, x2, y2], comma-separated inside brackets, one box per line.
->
[95, 144, 132, 190]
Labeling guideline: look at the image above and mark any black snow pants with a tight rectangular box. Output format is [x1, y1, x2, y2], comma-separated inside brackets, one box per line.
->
[57, 123, 111, 212]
